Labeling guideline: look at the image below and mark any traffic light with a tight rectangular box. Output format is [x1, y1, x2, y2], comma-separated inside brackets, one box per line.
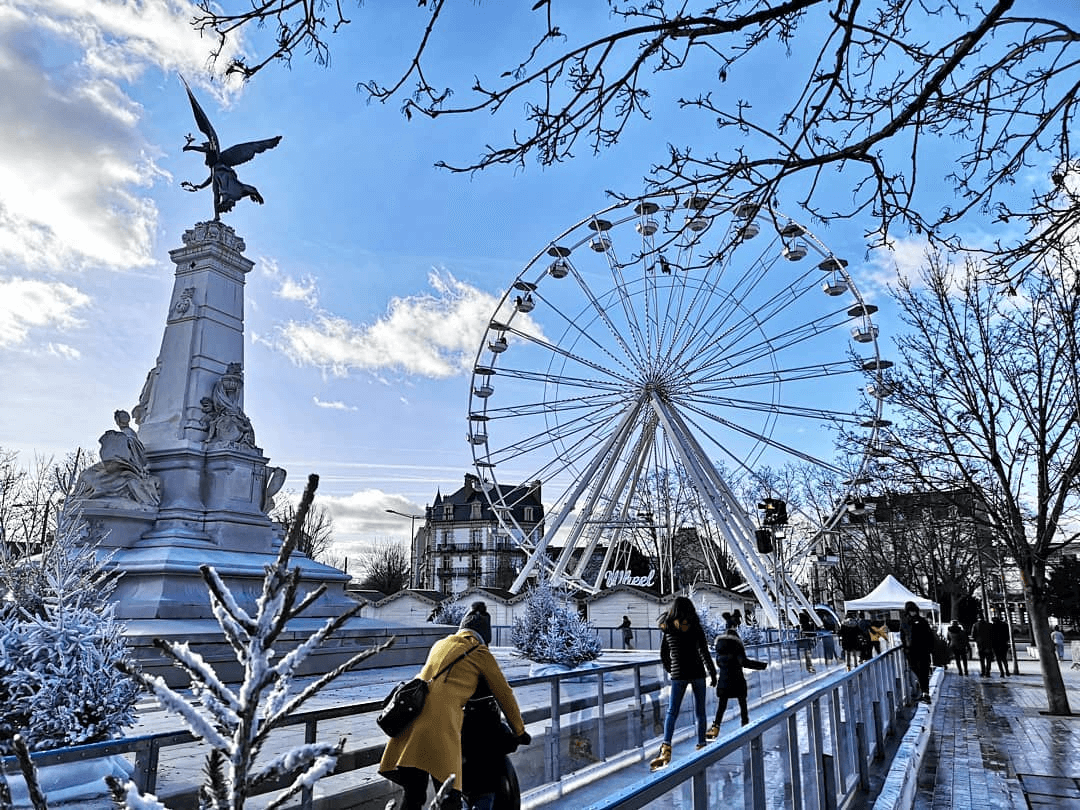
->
[755, 528, 774, 554]
[757, 497, 788, 526]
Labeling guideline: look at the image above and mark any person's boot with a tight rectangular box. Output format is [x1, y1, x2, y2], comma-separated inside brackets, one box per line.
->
[705, 723, 720, 741]
[649, 742, 672, 770]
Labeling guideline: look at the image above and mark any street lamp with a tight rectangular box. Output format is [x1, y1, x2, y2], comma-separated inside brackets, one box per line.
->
[386, 509, 425, 588]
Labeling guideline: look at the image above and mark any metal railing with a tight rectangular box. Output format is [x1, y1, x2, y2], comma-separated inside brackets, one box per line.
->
[0, 659, 667, 809]
[0, 639, 909, 810]
[581, 648, 914, 810]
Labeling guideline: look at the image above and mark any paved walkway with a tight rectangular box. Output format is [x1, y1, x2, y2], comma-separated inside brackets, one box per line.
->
[914, 656, 1080, 810]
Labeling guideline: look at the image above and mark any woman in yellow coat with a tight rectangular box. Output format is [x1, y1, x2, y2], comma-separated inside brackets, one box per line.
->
[379, 602, 530, 810]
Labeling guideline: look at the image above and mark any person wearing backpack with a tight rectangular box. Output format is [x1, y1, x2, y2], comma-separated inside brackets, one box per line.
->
[380, 602, 530, 810]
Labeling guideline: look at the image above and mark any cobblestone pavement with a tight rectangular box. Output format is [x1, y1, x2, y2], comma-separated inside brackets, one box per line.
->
[914, 655, 1080, 810]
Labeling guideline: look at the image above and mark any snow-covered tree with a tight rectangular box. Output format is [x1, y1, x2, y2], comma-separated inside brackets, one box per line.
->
[511, 579, 601, 668]
[0, 505, 138, 754]
[106, 474, 394, 810]
[431, 596, 466, 626]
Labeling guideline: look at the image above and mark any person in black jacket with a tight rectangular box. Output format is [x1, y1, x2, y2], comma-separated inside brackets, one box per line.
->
[946, 620, 970, 675]
[900, 601, 934, 703]
[971, 614, 994, 677]
[706, 629, 767, 738]
[839, 615, 866, 671]
[991, 614, 1011, 676]
[461, 680, 522, 810]
[650, 596, 717, 770]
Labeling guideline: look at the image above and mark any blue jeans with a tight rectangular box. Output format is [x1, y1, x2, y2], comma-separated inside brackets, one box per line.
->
[662, 677, 708, 745]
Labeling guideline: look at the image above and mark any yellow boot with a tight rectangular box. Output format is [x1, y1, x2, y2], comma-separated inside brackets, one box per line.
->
[649, 742, 672, 771]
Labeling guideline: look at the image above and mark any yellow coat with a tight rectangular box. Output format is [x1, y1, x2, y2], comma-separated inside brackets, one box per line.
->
[379, 630, 526, 791]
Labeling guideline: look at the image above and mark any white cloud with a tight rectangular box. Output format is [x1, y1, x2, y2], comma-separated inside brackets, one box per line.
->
[864, 235, 932, 295]
[273, 270, 503, 378]
[0, 277, 90, 348]
[320, 488, 426, 544]
[312, 396, 357, 411]
[261, 257, 320, 309]
[0, 1, 245, 275]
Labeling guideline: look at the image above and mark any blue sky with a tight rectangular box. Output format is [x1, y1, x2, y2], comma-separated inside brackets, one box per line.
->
[0, 2, 1038, 565]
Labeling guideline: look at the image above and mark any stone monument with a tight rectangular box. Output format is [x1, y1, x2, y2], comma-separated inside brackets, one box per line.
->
[76, 220, 358, 622]
[68, 84, 442, 681]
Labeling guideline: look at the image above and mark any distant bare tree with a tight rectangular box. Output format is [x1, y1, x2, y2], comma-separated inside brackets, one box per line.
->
[0, 449, 88, 556]
[358, 541, 411, 595]
[883, 247, 1080, 716]
[195, 1, 1080, 286]
[270, 497, 336, 564]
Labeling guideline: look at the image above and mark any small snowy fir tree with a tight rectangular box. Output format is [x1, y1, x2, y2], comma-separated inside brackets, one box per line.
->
[431, 596, 466, 626]
[696, 603, 728, 646]
[0, 505, 139, 754]
[105, 474, 393, 810]
[511, 578, 601, 667]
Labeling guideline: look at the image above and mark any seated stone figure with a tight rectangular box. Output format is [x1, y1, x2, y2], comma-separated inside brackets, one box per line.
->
[73, 410, 161, 507]
[201, 363, 257, 448]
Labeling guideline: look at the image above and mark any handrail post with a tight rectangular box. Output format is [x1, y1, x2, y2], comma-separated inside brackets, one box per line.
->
[301, 717, 317, 810]
[633, 664, 644, 749]
[546, 678, 562, 782]
[596, 669, 607, 762]
[133, 738, 158, 794]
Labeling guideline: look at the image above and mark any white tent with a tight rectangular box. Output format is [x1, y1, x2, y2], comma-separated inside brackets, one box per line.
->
[843, 575, 939, 613]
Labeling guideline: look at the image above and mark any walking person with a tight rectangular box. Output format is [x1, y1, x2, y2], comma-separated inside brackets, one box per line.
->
[946, 619, 970, 675]
[706, 628, 767, 739]
[649, 596, 718, 771]
[1052, 626, 1065, 661]
[618, 615, 634, 650]
[380, 602, 531, 810]
[839, 614, 865, 671]
[972, 614, 994, 677]
[869, 620, 889, 655]
[901, 601, 934, 703]
[991, 613, 1011, 676]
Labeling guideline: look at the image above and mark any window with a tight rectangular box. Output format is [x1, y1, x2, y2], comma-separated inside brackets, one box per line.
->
[443, 504, 454, 520]
[524, 506, 535, 522]
[440, 529, 453, 547]
[470, 502, 482, 519]
[470, 528, 484, 546]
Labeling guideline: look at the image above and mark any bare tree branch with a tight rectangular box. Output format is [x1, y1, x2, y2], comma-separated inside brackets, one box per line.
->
[193, 1, 1080, 285]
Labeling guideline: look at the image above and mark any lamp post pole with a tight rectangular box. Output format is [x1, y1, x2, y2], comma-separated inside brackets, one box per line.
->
[386, 509, 425, 588]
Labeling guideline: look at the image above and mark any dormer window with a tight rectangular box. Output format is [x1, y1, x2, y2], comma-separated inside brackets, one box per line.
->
[524, 506, 535, 522]
[471, 502, 482, 519]
[443, 504, 454, 520]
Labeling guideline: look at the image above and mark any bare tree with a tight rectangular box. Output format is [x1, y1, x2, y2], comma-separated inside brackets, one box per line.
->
[195, 1, 1079, 286]
[0, 449, 88, 563]
[357, 540, 411, 595]
[883, 248, 1080, 715]
[270, 497, 336, 564]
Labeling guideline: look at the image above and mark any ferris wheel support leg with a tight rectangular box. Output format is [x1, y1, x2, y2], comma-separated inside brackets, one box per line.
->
[648, 396, 815, 627]
[509, 400, 644, 593]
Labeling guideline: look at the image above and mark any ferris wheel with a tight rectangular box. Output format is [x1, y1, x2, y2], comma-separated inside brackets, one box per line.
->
[467, 189, 889, 626]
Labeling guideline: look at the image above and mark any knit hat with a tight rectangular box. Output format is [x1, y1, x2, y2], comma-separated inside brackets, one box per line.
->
[459, 601, 492, 644]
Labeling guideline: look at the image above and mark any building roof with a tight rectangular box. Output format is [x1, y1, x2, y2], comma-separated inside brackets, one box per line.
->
[430, 473, 543, 523]
[373, 589, 449, 607]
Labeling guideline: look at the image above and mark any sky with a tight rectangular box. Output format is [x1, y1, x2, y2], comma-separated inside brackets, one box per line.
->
[0, 2, 1046, 568]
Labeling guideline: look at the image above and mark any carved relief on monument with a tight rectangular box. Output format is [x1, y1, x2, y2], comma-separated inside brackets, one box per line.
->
[171, 286, 196, 318]
[200, 362, 257, 449]
[132, 358, 160, 425]
[181, 220, 247, 252]
[72, 410, 162, 507]
[262, 466, 286, 514]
